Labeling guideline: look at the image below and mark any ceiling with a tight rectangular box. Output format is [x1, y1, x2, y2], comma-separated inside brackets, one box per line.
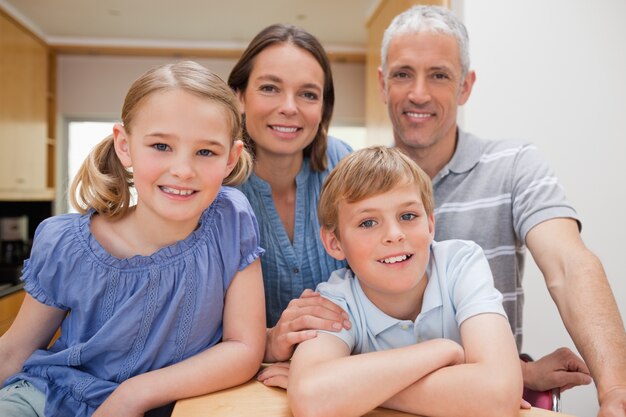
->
[0, 0, 379, 54]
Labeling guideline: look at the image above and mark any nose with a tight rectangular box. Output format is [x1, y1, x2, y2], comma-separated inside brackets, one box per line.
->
[407, 77, 431, 105]
[278, 93, 298, 116]
[383, 221, 405, 244]
[169, 153, 195, 180]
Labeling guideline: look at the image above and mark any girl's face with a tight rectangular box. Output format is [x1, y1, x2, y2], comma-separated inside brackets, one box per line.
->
[113, 89, 241, 230]
[237, 43, 325, 162]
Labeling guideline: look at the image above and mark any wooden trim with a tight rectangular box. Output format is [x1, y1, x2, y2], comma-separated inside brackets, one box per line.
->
[0, 189, 56, 202]
[47, 51, 57, 189]
[50, 43, 365, 63]
[51, 44, 244, 59]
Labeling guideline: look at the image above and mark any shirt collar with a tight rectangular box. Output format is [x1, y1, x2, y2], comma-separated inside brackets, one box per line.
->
[438, 128, 483, 178]
[353, 275, 405, 336]
[418, 245, 443, 318]
[352, 245, 442, 336]
[248, 157, 311, 191]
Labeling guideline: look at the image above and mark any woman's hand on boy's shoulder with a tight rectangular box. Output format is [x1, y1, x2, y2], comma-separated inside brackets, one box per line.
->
[265, 289, 351, 363]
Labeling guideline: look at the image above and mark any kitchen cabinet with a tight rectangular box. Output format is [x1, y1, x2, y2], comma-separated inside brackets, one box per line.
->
[0, 11, 53, 201]
[0, 289, 25, 335]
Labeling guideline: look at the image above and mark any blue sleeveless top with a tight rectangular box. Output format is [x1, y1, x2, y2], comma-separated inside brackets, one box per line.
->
[237, 136, 351, 326]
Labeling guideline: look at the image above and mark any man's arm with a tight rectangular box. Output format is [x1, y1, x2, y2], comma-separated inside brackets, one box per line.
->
[381, 313, 522, 417]
[527, 218, 626, 416]
[287, 333, 464, 417]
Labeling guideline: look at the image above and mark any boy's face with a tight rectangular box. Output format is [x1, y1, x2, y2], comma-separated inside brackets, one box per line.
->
[321, 183, 435, 311]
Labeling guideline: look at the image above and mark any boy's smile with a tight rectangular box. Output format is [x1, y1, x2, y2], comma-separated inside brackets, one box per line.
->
[322, 182, 435, 320]
[379, 253, 413, 264]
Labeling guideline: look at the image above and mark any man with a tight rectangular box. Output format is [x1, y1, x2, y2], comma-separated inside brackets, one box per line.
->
[378, 5, 626, 416]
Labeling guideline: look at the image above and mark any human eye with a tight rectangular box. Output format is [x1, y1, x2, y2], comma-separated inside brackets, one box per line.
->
[400, 212, 417, 221]
[152, 143, 170, 152]
[358, 219, 377, 228]
[300, 90, 320, 101]
[432, 72, 451, 81]
[197, 149, 214, 157]
[391, 71, 410, 80]
[259, 84, 278, 93]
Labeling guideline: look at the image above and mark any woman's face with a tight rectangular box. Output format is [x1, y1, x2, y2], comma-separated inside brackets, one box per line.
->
[237, 42, 325, 161]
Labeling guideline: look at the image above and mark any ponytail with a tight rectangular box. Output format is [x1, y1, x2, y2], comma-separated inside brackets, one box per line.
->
[69, 135, 133, 219]
[223, 142, 253, 186]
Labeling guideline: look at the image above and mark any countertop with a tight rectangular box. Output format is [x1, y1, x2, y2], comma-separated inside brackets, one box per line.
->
[0, 281, 24, 298]
[173, 379, 575, 417]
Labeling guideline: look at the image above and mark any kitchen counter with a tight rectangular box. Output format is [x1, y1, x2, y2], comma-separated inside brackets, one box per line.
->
[0, 282, 25, 335]
[173, 379, 575, 417]
[0, 281, 24, 298]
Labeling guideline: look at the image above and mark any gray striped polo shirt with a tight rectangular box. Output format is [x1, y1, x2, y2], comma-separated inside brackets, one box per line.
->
[432, 129, 580, 350]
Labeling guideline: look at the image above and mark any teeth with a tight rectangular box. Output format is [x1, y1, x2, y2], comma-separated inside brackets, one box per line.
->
[161, 186, 194, 196]
[406, 112, 431, 118]
[381, 255, 409, 264]
[272, 126, 298, 133]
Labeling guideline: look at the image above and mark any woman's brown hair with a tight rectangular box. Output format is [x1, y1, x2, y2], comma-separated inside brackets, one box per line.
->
[228, 24, 335, 172]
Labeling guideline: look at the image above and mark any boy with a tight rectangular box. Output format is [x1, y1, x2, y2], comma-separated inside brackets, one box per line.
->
[288, 147, 522, 417]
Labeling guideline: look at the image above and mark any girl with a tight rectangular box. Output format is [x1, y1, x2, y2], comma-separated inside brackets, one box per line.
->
[228, 25, 352, 376]
[0, 61, 266, 417]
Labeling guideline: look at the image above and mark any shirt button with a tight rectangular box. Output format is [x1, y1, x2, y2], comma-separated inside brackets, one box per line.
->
[292, 267, 300, 274]
[400, 324, 409, 330]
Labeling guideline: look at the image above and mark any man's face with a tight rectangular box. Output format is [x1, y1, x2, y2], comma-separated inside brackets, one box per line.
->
[379, 31, 474, 155]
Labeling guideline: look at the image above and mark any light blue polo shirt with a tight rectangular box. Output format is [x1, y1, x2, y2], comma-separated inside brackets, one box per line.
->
[316, 239, 507, 353]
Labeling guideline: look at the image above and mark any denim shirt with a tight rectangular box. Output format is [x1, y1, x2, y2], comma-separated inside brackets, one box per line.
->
[237, 137, 352, 326]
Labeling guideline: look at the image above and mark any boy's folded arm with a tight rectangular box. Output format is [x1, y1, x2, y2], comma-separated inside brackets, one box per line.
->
[382, 313, 523, 417]
[288, 332, 464, 417]
[97, 259, 267, 415]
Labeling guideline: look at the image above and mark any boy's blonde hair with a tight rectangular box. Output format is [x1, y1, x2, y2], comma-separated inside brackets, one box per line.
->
[318, 146, 434, 237]
[70, 61, 252, 219]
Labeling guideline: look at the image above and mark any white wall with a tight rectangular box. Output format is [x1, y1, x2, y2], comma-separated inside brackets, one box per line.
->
[57, 55, 365, 125]
[452, 1, 626, 416]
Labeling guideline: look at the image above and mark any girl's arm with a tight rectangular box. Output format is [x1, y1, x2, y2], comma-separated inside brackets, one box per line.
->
[288, 333, 464, 417]
[382, 313, 523, 417]
[94, 258, 266, 417]
[0, 294, 66, 384]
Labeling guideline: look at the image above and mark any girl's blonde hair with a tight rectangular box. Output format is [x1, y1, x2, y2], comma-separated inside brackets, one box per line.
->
[70, 61, 251, 219]
[318, 146, 434, 238]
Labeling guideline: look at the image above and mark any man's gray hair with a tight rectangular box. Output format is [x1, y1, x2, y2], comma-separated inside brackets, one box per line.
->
[381, 5, 470, 78]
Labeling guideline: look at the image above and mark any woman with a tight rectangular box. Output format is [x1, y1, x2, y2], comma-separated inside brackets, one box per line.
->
[229, 24, 352, 375]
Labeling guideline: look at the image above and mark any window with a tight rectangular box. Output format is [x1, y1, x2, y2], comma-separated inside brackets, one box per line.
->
[67, 121, 116, 212]
[328, 126, 367, 150]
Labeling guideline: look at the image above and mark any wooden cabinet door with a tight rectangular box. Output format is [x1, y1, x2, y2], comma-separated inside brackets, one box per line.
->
[0, 290, 25, 335]
[0, 13, 49, 195]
